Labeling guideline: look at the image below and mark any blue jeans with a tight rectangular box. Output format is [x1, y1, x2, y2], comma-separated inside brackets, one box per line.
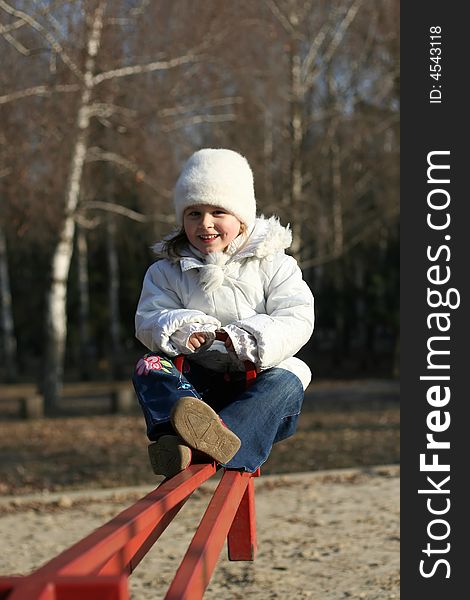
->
[132, 353, 305, 472]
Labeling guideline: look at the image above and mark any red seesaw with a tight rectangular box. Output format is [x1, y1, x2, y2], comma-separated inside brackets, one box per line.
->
[0, 463, 259, 599]
[0, 343, 259, 599]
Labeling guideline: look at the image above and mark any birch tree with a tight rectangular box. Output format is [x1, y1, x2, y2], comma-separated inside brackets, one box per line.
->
[263, 0, 365, 261]
[2, 0, 242, 408]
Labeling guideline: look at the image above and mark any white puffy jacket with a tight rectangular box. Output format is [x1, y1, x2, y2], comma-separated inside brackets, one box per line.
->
[135, 216, 315, 389]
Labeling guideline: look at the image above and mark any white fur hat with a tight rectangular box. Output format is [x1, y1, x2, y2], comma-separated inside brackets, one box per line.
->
[174, 148, 256, 227]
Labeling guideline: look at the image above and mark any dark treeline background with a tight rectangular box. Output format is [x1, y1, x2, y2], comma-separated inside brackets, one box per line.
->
[0, 0, 399, 409]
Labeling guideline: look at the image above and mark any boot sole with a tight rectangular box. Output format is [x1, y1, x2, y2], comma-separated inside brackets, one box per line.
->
[148, 435, 192, 478]
[170, 396, 241, 464]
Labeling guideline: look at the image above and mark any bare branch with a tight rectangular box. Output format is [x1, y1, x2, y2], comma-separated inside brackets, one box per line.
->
[0, 0, 84, 80]
[74, 213, 101, 229]
[93, 53, 208, 86]
[1, 30, 30, 54]
[32, 0, 66, 39]
[0, 83, 80, 104]
[81, 201, 174, 224]
[302, 0, 364, 91]
[0, 15, 24, 34]
[264, 0, 299, 38]
[161, 112, 237, 132]
[323, 0, 364, 65]
[301, 22, 330, 82]
[0, 0, 68, 34]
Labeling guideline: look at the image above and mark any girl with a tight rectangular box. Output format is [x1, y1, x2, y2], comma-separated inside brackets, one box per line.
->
[133, 148, 314, 478]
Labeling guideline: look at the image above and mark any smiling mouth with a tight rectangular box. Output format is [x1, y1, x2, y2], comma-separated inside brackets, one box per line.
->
[198, 234, 220, 242]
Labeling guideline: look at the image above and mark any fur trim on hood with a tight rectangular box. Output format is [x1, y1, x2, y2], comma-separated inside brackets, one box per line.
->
[241, 215, 292, 259]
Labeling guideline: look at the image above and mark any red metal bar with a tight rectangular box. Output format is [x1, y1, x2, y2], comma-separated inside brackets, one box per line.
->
[1, 348, 261, 599]
[0, 575, 130, 600]
[227, 476, 257, 560]
[0, 464, 258, 599]
[164, 470, 252, 600]
[97, 498, 187, 576]
[27, 464, 214, 579]
[53, 576, 129, 599]
[0, 578, 55, 600]
[59, 463, 216, 577]
[1, 580, 56, 600]
[0, 465, 216, 599]
[0, 576, 21, 595]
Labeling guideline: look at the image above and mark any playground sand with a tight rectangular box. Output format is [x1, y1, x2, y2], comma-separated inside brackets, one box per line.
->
[0, 465, 399, 599]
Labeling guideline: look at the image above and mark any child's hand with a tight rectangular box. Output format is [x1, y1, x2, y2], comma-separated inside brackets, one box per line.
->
[187, 332, 208, 351]
[224, 336, 235, 352]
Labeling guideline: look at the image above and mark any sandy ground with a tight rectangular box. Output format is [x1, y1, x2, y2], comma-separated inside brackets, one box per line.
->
[0, 465, 399, 599]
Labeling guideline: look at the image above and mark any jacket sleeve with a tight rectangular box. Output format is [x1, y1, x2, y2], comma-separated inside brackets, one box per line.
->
[225, 254, 314, 369]
[135, 262, 221, 355]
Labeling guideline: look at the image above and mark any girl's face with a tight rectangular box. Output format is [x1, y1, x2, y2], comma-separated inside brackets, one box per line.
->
[183, 205, 242, 254]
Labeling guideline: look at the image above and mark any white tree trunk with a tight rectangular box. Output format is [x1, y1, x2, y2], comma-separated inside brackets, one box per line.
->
[37, 0, 209, 408]
[0, 224, 17, 380]
[43, 2, 106, 411]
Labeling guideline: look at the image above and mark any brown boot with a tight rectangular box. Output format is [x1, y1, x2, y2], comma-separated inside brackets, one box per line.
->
[170, 396, 241, 465]
[147, 435, 192, 478]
